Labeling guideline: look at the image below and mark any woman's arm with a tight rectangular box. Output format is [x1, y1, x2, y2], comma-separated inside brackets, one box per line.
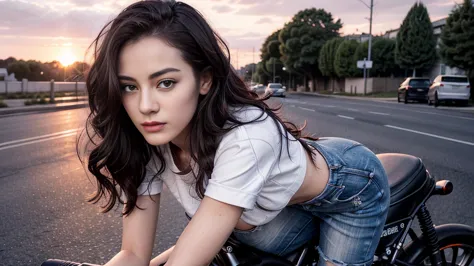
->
[105, 194, 161, 266]
[165, 196, 243, 266]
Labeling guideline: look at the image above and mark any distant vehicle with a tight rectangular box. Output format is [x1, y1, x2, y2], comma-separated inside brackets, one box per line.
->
[264, 83, 286, 97]
[251, 84, 265, 94]
[428, 75, 471, 107]
[397, 77, 431, 104]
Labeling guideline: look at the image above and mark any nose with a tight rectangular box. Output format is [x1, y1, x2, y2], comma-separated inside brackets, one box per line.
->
[138, 88, 159, 115]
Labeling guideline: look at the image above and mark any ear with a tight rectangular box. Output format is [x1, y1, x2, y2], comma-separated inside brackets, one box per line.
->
[199, 68, 213, 95]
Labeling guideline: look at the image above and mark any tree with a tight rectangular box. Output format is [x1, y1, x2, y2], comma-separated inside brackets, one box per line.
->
[334, 40, 359, 78]
[371, 38, 401, 77]
[395, 2, 437, 77]
[319, 38, 343, 77]
[279, 8, 342, 91]
[260, 30, 284, 82]
[353, 41, 369, 77]
[7, 61, 30, 80]
[439, 0, 474, 99]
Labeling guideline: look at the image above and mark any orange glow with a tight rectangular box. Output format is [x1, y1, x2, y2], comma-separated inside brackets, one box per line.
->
[58, 52, 76, 67]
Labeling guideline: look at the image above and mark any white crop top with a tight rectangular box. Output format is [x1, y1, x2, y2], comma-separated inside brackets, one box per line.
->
[137, 106, 307, 226]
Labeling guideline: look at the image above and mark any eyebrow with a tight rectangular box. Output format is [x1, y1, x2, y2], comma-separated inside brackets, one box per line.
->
[118, 67, 181, 81]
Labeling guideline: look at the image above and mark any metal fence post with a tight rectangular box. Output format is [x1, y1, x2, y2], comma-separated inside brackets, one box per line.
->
[50, 80, 55, 103]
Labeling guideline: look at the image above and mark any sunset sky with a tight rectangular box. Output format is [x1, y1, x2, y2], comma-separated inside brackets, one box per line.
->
[0, 0, 461, 68]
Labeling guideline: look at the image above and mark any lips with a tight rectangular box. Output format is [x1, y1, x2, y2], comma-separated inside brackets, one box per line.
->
[141, 121, 166, 133]
[141, 121, 165, 126]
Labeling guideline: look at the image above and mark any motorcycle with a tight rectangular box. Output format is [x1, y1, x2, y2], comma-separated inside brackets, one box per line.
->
[42, 153, 474, 266]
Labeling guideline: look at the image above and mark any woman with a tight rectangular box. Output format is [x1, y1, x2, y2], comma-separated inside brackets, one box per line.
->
[79, 1, 390, 265]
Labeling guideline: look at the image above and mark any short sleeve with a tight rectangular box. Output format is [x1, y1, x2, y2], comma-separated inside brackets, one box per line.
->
[204, 126, 277, 209]
[137, 155, 163, 196]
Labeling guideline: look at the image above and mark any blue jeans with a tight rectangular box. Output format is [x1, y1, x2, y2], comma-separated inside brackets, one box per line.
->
[232, 137, 390, 266]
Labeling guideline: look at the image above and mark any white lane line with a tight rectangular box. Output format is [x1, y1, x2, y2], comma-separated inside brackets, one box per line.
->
[342, 101, 474, 121]
[324, 105, 336, 108]
[347, 108, 359, 111]
[385, 125, 474, 147]
[0, 128, 81, 147]
[0, 132, 78, 151]
[338, 115, 355, 120]
[299, 107, 315, 112]
[369, 111, 390, 116]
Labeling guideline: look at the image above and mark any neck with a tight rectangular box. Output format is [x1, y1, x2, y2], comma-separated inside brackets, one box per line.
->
[171, 124, 191, 153]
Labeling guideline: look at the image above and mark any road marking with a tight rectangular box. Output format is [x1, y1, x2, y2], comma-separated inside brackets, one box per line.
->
[385, 125, 474, 146]
[341, 101, 474, 121]
[299, 107, 315, 112]
[324, 105, 336, 108]
[0, 132, 78, 151]
[338, 115, 355, 120]
[347, 108, 359, 111]
[0, 128, 81, 147]
[369, 111, 390, 116]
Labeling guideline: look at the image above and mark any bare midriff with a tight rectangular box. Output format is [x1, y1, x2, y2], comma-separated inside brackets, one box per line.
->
[235, 146, 330, 231]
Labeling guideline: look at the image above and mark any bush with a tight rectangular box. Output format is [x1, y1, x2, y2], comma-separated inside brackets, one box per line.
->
[0, 100, 7, 108]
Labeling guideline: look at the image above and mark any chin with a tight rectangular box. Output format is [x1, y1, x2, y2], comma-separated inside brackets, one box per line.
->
[143, 135, 172, 146]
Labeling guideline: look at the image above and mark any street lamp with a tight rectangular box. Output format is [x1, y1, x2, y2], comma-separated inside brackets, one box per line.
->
[356, 0, 374, 95]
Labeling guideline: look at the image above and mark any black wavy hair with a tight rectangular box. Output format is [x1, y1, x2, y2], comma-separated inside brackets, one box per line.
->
[78, 0, 316, 216]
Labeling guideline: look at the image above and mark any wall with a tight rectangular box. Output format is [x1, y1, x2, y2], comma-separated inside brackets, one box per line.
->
[0, 81, 86, 94]
[344, 78, 373, 94]
[372, 77, 405, 93]
[344, 77, 405, 94]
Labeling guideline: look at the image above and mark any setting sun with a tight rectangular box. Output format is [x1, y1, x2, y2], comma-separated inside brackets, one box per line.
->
[58, 53, 76, 67]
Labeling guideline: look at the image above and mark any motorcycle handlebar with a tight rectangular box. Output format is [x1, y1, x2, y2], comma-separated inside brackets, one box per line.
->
[41, 259, 100, 266]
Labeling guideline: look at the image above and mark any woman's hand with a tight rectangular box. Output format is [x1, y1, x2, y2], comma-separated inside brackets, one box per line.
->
[149, 246, 175, 266]
[164, 197, 243, 266]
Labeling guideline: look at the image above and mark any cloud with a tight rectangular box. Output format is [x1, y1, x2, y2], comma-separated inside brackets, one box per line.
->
[212, 5, 234, 13]
[255, 17, 273, 24]
[0, 0, 110, 39]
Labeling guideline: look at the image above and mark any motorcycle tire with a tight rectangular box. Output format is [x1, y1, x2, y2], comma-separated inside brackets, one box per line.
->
[400, 224, 474, 265]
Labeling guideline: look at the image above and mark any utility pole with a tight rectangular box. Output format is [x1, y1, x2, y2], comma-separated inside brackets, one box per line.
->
[251, 47, 255, 84]
[362, 0, 374, 95]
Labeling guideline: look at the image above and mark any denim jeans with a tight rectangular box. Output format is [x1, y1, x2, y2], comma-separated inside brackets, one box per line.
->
[232, 137, 390, 266]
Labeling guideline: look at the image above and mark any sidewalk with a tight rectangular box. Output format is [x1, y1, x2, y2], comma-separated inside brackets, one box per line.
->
[0, 100, 88, 116]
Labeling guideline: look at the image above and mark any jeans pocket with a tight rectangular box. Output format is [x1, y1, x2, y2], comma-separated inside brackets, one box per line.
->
[335, 167, 374, 203]
[233, 225, 261, 234]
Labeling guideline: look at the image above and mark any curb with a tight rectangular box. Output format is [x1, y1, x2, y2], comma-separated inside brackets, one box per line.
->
[0, 102, 88, 116]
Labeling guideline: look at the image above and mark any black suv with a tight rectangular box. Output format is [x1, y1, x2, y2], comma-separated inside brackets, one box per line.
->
[397, 77, 431, 104]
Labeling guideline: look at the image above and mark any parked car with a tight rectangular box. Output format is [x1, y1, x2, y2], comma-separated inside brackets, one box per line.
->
[264, 83, 286, 97]
[428, 75, 471, 107]
[397, 77, 431, 104]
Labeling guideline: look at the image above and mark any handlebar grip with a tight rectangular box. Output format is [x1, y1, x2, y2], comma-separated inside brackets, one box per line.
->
[41, 260, 81, 266]
[41, 259, 101, 266]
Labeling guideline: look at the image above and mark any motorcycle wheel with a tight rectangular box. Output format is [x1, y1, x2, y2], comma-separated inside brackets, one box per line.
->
[401, 224, 474, 266]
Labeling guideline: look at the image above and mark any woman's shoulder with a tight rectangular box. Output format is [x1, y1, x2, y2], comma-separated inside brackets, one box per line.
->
[221, 105, 289, 146]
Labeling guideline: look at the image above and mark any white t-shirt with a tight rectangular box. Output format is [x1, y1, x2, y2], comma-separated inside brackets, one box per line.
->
[138, 106, 307, 226]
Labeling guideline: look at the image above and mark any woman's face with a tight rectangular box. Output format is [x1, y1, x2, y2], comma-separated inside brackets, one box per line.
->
[118, 37, 211, 147]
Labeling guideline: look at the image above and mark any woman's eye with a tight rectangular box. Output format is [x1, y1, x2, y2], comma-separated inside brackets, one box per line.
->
[158, 80, 175, 89]
[121, 85, 137, 92]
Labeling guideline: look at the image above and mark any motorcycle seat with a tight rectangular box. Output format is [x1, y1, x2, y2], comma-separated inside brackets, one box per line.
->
[376, 153, 435, 224]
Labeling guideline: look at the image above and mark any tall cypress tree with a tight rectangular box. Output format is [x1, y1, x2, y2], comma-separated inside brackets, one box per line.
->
[439, 0, 474, 99]
[395, 2, 437, 76]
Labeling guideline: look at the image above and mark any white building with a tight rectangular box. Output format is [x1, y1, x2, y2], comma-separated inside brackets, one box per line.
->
[0, 68, 17, 81]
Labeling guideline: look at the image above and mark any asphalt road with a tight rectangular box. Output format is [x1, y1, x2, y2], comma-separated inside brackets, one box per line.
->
[0, 94, 473, 265]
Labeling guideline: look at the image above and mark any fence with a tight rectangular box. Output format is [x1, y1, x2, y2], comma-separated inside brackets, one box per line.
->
[344, 77, 405, 94]
[0, 80, 87, 94]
